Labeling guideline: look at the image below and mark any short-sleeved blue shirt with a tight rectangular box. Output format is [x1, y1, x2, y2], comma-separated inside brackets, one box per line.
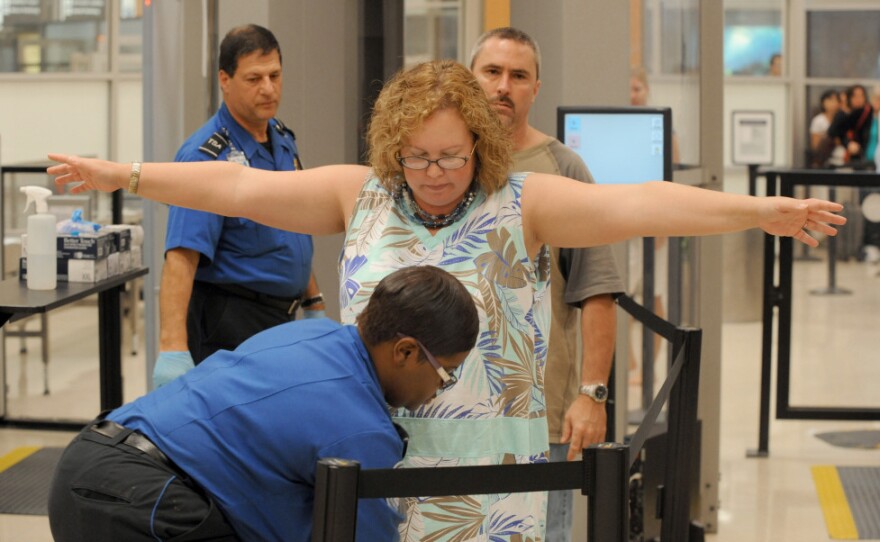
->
[110, 319, 404, 542]
[165, 102, 313, 298]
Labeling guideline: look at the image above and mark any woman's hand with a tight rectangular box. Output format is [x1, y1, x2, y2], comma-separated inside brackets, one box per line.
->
[47, 154, 127, 194]
[758, 197, 846, 247]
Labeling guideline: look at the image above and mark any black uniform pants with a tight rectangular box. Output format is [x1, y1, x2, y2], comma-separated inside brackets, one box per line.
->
[187, 281, 297, 364]
[48, 419, 239, 542]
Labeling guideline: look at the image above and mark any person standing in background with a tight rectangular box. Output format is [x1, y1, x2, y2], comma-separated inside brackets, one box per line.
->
[866, 86, 880, 167]
[860, 86, 880, 265]
[769, 53, 783, 76]
[155, 24, 324, 388]
[829, 84, 874, 165]
[469, 27, 624, 542]
[829, 84, 877, 262]
[809, 89, 843, 168]
[630, 65, 681, 163]
[629, 65, 673, 384]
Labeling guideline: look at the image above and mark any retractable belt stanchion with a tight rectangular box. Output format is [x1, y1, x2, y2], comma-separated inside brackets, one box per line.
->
[809, 186, 851, 295]
[312, 458, 360, 542]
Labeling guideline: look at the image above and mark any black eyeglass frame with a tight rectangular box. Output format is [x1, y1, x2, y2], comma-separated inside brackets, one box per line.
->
[396, 333, 458, 391]
[396, 142, 478, 171]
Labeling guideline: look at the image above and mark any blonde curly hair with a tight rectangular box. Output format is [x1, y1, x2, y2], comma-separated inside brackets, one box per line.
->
[367, 60, 512, 195]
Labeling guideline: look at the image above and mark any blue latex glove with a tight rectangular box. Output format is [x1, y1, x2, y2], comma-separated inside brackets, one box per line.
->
[153, 351, 195, 389]
[303, 309, 326, 319]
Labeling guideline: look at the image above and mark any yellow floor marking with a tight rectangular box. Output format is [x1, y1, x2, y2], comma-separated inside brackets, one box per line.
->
[0, 446, 41, 473]
[812, 465, 859, 540]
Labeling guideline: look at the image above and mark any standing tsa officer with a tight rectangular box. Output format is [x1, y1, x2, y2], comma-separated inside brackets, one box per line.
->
[154, 24, 324, 388]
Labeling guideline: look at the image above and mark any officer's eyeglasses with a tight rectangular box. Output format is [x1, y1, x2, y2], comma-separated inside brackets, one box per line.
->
[396, 333, 458, 391]
[396, 142, 477, 171]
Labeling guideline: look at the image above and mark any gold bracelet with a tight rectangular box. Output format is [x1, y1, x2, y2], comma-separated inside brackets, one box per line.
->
[128, 162, 142, 194]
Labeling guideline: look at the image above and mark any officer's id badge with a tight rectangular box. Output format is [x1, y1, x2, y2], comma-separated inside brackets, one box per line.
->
[227, 148, 250, 167]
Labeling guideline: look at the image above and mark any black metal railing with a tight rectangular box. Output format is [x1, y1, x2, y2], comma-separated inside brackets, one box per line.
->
[750, 168, 880, 457]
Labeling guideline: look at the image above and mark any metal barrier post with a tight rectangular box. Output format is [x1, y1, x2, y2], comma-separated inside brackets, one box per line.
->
[750, 172, 776, 458]
[661, 328, 702, 541]
[642, 237, 656, 412]
[747, 164, 759, 196]
[810, 186, 851, 295]
[312, 458, 360, 542]
[585, 443, 629, 542]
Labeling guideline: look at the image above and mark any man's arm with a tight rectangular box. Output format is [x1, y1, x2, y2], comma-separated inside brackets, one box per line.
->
[159, 248, 200, 351]
[550, 144, 623, 460]
[300, 271, 327, 317]
[560, 293, 616, 460]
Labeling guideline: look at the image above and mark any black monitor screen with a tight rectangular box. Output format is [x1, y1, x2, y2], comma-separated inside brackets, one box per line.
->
[557, 106, 672, 183]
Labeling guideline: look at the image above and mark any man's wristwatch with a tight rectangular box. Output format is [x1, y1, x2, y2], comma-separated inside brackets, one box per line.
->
[579, 383, 609, 403]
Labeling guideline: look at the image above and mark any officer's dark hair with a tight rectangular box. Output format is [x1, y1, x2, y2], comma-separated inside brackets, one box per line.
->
[219, 24, 281, 77]
[357, 266, 479, 358]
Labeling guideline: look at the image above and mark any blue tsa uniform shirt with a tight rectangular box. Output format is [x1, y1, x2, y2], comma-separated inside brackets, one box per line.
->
[165, 102, 312, 298]
[110, 319, 405, 542]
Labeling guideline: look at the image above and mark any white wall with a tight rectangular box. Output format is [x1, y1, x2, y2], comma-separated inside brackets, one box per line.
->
[0, 80, 110, 163]
[723, 80, 790, 195]
[117, 80, 144, 163]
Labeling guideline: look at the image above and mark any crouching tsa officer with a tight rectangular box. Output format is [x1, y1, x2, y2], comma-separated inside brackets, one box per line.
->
[48, 266, 478, 542]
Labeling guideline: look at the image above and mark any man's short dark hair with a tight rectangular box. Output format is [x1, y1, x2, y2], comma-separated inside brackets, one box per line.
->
[219, 24, 281, 77]
[469, 26, 542, 80]
[357, 266, 479, 358]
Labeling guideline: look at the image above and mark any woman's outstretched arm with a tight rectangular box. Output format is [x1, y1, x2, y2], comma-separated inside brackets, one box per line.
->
[522, 173, 846, 253]
[48, 154, 368, 236]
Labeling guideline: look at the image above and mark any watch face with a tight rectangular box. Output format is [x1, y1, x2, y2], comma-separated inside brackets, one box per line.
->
[581, 384, 608, 402]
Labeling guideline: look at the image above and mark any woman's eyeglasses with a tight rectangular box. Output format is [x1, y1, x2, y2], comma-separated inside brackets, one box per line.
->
[396, 142, 477, 171]
[396, 333, 458, 391]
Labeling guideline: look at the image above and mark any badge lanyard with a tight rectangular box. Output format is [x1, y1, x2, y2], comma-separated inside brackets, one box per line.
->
[222, 127, 250, 167]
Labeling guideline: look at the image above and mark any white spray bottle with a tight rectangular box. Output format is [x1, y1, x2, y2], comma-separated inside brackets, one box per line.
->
[21, 186, 57, 290]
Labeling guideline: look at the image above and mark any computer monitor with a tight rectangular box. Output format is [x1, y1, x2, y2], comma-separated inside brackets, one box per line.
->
[557, 106, 672, 183]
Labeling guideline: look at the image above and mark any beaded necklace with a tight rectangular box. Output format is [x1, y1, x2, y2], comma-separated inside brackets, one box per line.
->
[394, 181, 478, 229]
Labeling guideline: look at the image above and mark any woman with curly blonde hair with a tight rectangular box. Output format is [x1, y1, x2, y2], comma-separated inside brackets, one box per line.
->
[369, 59, 512, 194]
[50, 60, 844, 541]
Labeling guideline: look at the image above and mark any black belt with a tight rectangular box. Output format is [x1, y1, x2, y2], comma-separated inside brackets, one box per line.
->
[203, 282, 301, 314]
[89, 419, 175, 470]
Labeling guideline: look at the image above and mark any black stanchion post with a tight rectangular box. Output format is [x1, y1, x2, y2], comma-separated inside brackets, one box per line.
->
[660, 329, 702, 542]
[642, 237, 656, 413]
[749, 172, 776, 458]
[112, 189, 123, 225]
[312, 458, 360, 542]
[810, 186, 852, 295]
[585, 443, 629, 542]
[747, 164, 758, 196]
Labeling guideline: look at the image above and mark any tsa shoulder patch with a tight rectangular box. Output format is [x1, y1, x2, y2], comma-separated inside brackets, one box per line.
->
[273, 118, 296, 141]
[198, 132, 230, 159]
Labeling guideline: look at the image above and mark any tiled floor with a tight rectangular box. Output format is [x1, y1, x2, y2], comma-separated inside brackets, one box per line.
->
[0, 255, 877, 541]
